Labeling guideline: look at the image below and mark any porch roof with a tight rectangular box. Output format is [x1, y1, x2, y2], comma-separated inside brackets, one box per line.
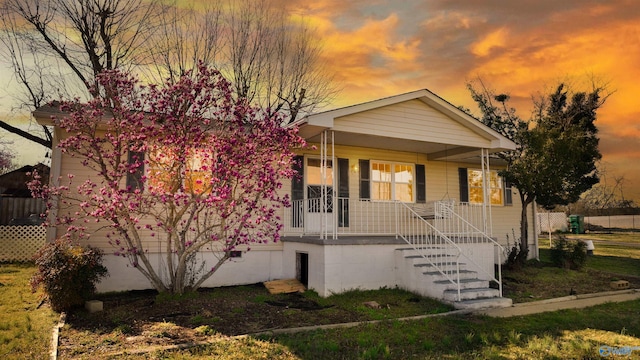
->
[291, 89, 516, 161]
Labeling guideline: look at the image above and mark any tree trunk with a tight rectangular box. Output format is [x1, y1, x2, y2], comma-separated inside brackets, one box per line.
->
[519, 192, 534, 255]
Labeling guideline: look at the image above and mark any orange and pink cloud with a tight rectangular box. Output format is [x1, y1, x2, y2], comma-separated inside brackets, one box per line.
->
[285, 0, 640, 201]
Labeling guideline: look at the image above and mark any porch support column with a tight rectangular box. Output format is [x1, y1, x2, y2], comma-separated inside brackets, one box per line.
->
[331, 131, 336, 240]
[481, 148, 493, 236]
[319, 130, 336, 240]
[320, 130, 327, 239]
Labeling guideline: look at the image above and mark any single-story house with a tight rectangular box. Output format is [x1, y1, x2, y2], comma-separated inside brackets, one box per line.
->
[34, 89, 539, 309]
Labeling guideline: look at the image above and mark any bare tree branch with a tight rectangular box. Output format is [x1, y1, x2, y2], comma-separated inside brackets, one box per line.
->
[1, 0, 336, 151]
[0, 120, 52, 148]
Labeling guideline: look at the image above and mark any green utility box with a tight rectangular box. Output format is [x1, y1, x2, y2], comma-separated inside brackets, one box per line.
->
[568, 215, 585, 234]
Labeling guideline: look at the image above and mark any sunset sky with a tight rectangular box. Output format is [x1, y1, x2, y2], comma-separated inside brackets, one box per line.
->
[1, 0, 639, 202]
[280, 0, 640, 202]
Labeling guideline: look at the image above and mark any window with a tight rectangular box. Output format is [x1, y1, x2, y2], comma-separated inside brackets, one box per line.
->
[306, 158, 333, 212]
[126, 151, 145, 192]
[184, 148, 214, 194]
[306, 158, 333, 188]
[468, 169, 503, 205]
[145, 145, 216, 195]
[147, 147, 181, 193]
[371, 161, 414, 202]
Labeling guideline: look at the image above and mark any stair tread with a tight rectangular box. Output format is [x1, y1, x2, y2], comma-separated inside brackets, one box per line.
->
[443, 287, 500, 294]
[455, 297, 510, 303]
[397, 247, 448, 251]
[452, 297, 513, 310]
[410, 255, 461, 259]
[422, 269, 477, 276]
[414, 262, 466, 267]
[433, 278, 486, 285]
[404, 254, 457, 259]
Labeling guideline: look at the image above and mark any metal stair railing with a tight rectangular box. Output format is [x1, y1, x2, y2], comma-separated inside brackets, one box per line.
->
[434, 201, 504, 297]
[395, 202, 463, 301]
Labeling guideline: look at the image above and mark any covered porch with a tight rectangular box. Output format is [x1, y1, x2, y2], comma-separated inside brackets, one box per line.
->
[284, 90, 517, 240]
[280, 90, 517, 307]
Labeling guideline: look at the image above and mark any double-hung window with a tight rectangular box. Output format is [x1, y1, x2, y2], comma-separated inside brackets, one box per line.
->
[144, 145, 217, 195]
[371, 161, 414, 202]
[468, 169, 503, 205]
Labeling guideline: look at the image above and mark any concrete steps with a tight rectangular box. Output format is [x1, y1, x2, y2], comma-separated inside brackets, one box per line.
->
[443, 287, 501, 302]
[453, 297, 513, 310]
[396, 247, 512, 310]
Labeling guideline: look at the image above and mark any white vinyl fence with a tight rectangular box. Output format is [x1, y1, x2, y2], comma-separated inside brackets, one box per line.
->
[584, 215, 639, 230]
[0, 225, 47, 262]
[537, 213, 640, 232]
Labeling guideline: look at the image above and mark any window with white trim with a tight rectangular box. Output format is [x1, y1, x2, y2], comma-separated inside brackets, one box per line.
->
[371, 161, 414, 202]
[306, 158, 333, 212]
[468, 169, 503, 205]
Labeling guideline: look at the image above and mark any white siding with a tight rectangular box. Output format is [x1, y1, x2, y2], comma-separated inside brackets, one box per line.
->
[53, 129, 284, 254]
[287, 144, 536, 249]
[332, 99, 491, 148]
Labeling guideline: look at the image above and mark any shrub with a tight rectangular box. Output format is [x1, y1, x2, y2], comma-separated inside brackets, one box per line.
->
[503, 232, 529, 270]
[30, 238, 108, 312]
[550, 236, 587, 270]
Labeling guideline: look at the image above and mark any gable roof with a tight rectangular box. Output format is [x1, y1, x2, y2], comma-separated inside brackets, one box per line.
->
[291, 89, 516, 159]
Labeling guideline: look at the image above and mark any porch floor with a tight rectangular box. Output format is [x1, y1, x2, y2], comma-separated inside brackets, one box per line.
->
[281, 235, 406, 246]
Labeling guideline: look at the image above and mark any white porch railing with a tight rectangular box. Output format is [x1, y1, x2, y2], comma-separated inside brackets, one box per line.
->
[285, 198, 401, 237]
[285, 198, 488, 239]
[395, 202, 463, 300]
[435, 201, 504, 296]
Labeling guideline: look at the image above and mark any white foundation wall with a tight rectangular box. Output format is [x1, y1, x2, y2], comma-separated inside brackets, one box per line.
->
[283, 242, 399, 297]
[458, 243, 496, 281]
[96, 242, 497, 297]
[96, 250, 284, 293]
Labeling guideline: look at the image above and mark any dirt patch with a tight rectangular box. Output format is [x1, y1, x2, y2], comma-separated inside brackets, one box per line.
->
[265, 293, 334, 311]
[502, 266, 640, 303]
[58, 285, 442, 358]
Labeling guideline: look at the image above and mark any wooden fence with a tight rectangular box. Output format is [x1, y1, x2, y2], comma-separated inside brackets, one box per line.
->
[0, 225, 47, 262]
[0, 197, 46, 225]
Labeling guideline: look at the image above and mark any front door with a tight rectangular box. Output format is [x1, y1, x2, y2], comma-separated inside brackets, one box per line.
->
[305, 158, 333, 234]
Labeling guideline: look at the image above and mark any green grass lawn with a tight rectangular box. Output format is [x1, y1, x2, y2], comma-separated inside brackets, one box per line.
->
[0, 263, 59, 360]
[540, 232, 640, 277]
[260, 302, 640, 360]
[112, 234, 640, 359]
[567, 232, 640, 245]
[118, 300, 640, 359]
[4, 233, 640, 359]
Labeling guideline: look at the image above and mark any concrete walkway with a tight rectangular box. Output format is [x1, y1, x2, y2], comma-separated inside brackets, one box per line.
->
[476, 289, 640, 318]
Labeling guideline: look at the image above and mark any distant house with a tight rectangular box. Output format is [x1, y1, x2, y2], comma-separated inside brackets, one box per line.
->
[0, 164, 48, 225]
[34, 90, 539, 309]
[0, 164, 49, 197]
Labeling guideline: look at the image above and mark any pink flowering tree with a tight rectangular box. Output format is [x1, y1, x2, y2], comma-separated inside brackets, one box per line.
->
[29, 65, 305, 294]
